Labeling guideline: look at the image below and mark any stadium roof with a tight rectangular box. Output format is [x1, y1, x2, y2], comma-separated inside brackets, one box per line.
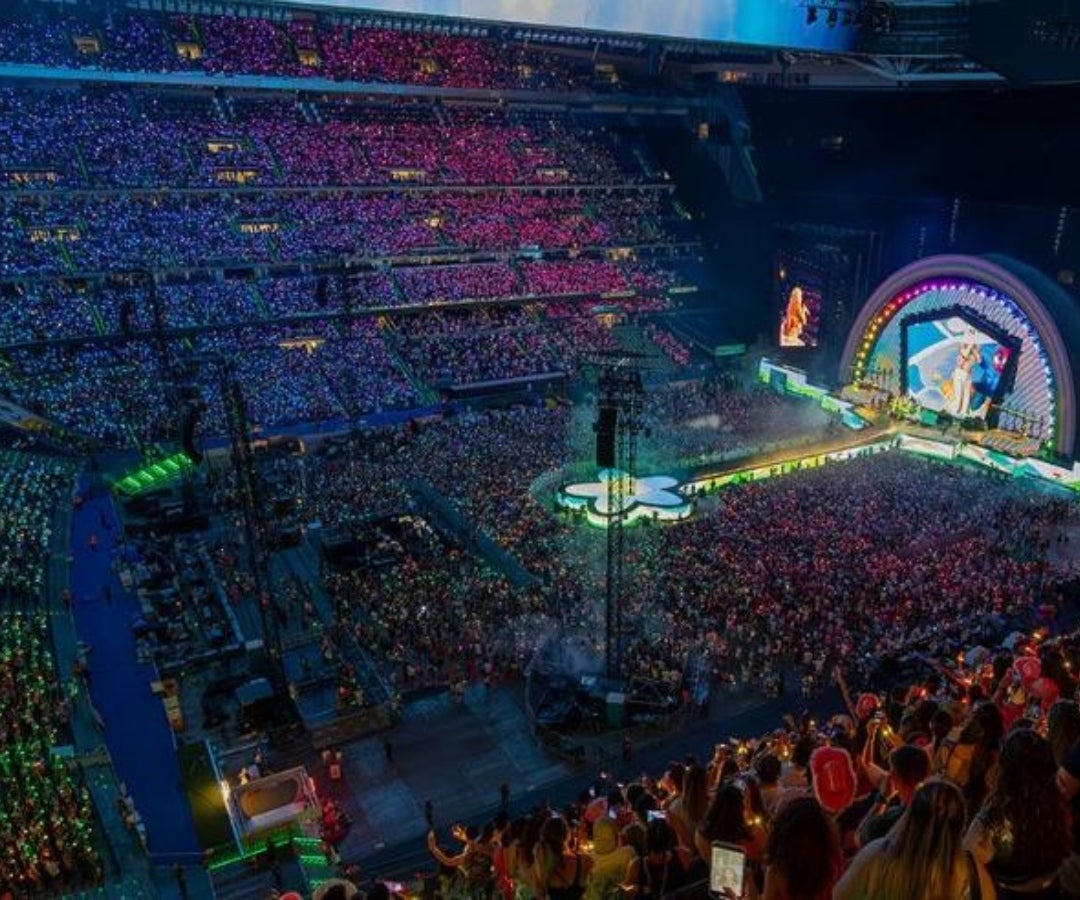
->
[258, 0, 863, 53]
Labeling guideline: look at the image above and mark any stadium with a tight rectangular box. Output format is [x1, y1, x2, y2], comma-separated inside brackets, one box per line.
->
[2, 0, 1080, 897]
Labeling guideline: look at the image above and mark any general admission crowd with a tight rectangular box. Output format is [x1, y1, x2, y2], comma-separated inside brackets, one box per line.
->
[422, 625, 1080, 900]
[3, 382, 1079, 900]
[281, 383, 1076, 705]
[0, 451, 105, 898]
[268, 384, 1080, 900]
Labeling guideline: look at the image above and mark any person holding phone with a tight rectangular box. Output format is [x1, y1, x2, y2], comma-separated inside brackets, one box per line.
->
[427, 823, 496, 898]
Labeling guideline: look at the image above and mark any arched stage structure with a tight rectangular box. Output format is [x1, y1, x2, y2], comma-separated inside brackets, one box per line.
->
[553, 253, 1080, 534]
[839, 254, 1080, 460]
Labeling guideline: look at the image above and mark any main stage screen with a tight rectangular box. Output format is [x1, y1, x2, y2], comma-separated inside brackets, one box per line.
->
[903, 314, 1012, 420]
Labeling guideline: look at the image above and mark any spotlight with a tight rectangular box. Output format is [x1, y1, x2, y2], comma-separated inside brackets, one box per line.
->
[806, 6, 818, 24]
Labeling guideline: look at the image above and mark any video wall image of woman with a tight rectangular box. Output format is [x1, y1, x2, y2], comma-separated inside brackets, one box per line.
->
[903, 314, 1015, 420]
[779, 284, 823, 348]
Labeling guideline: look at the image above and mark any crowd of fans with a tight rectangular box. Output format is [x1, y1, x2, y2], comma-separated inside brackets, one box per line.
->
[0, 7, 593, 91]
[645, 323, 692, 367]
[0, 451, 74, 604]
[395, 307, 568, 386]
[425, 613, 1080, 899]
[629, 452, 1067, 695]
[15, 9, 1080, 900]
[361, 408, 1079, 900]
[0, 611, 104, 897]
[0, 449, 105, 897]
[0, 69, 700, 450]
[647, 379, 834, 465]
[0, 89, 649, 192]
[3, 341, 169, 446]
[325, 536, 542, 693]
[393, 264, 522, 307]
[287, 394, 1080, 728]
[0, 194, 677, 278]
[1, 296, 701, 445]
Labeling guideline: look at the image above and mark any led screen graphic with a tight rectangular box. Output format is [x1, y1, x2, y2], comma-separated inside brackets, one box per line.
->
[779, 284, 822, 348]
[902, 314, 1014, 420]
[276, 1, 859, 52]
[858, 281, 1054, 440]
[775, 244, 828, 349]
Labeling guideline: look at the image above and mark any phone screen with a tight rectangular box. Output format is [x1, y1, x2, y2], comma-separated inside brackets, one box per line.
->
[647, 810, 666, 822]
[710, 842, 746, 896]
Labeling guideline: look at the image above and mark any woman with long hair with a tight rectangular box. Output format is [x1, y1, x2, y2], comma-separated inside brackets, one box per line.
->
[533, 816, 592, 900]
[964, 728, 1070, 897]
[834, 779, 995, 900]
[762, 797, 842, 900]
[668, 763, 709, 854]
[505, 814, 544, 899]
[940, 700, 1004, 816]
[695, 782, 766, 898]
[780, 286, 810, 347]
[695, 783, 766, 866]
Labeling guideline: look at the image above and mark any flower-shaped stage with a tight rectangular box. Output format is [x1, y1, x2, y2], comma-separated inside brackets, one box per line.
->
[557, 469, 694, 527]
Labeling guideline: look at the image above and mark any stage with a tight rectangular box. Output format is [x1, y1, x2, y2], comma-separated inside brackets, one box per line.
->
[554, 360, 1079, 531]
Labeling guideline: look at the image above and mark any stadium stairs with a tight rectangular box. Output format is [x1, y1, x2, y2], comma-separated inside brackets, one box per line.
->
[209, 854, 308, 900]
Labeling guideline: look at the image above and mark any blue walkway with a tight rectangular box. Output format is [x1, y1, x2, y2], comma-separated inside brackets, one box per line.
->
[68, 477, 200, 856]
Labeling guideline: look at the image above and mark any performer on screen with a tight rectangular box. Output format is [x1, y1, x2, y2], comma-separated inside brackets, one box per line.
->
[780, 286, 810, 347]
[948, 331, 981, 418]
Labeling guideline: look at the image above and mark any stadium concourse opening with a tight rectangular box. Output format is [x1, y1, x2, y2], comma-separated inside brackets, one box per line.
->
[3, 1, 1080, 899]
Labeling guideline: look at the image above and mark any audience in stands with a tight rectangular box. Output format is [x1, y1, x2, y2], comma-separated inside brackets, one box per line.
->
[0, 611, 104, 896]
[0, 8, 595, 90]
[420, 601, 1080, 899]
[0, 453, 74, 603]
[9, 16, 1080, 900]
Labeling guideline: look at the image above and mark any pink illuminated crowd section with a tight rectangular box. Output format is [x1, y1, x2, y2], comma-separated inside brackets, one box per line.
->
[0, 78, 695, 445]
[0, 7, 591, 90]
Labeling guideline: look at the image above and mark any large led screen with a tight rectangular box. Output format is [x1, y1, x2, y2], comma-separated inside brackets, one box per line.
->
[779, 284, 822, 349]
[902, 313, 1015, 420]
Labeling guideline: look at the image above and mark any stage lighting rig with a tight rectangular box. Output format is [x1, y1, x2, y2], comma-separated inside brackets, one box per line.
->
[801, 0, 869, 29]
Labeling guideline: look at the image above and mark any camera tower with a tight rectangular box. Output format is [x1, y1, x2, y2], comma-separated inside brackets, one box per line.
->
[594, 356, 647, 679]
